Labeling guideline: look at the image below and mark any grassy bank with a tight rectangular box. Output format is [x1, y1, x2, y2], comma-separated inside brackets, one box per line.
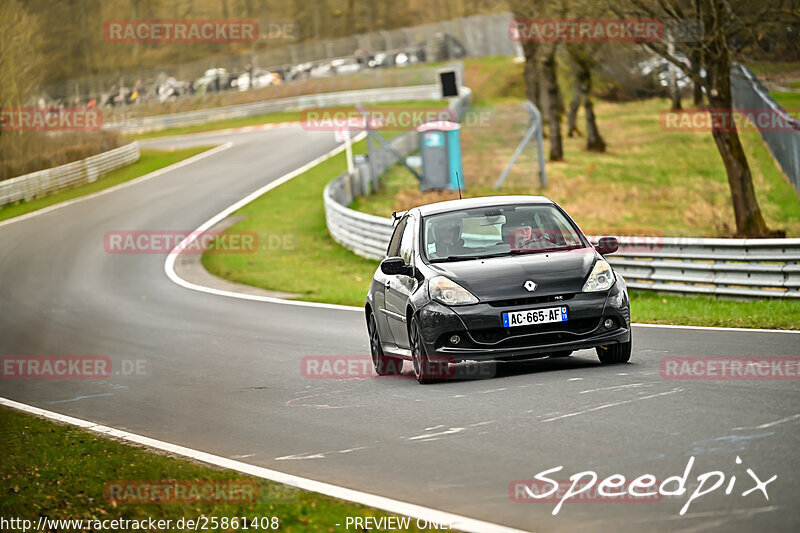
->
[202, 56, 799, 329]
[199, 134, 799, 329]
[0, 407, 428, 532]
[351, 97, 800, 237]
[201, 139, 379, 306]
[127, 100, 444, 141]
[0, 146, 213, 223]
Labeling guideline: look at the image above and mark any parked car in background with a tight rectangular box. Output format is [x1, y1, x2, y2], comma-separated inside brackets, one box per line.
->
[196, 68, 235, 93]
[235, 69, 280, 91]
[330, 58, 361, 75]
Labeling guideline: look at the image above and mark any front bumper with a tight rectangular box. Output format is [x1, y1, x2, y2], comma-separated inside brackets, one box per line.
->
[415, 283, 630, 362]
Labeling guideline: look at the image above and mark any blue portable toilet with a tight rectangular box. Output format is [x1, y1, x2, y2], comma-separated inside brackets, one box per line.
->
[417, 121, 463, 191]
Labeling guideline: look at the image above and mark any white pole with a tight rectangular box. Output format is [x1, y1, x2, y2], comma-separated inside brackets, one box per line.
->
[344, 129, 354, 176]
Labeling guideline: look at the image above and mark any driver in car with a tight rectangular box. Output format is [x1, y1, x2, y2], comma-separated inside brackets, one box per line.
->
[502, 213, 534, 250]
[434, 218, 468, 258]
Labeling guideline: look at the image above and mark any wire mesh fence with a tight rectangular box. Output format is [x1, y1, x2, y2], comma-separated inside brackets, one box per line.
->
[732, 64, 800, 190]
[40, 12, 518, 111]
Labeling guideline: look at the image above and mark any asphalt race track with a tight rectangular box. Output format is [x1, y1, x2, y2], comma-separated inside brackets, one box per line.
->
[1, 125, 799, 532]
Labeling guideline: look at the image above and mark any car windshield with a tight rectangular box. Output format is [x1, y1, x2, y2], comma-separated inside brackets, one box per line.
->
[423, 204, 586, 262]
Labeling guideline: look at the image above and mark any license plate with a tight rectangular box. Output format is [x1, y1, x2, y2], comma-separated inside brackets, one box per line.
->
[502, 306, 568, 327]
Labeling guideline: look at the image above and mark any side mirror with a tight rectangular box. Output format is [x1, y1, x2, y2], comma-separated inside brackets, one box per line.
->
[380, 256, 411, 276]
[595, 236, 619, 255]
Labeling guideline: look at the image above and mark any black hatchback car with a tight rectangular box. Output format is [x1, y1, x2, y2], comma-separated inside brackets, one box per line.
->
[365, 196, 631, 383]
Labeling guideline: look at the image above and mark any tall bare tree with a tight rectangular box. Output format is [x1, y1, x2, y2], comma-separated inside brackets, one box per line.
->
[566, 41, 606, 151]
[609, 0, 785, 236]
[508, 0, 565, 161]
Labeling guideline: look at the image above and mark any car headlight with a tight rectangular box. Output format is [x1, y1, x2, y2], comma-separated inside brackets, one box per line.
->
[583, 260, 615, 292]
[429, 276, 479, 306]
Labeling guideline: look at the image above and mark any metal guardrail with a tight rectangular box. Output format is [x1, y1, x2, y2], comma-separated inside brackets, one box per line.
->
[324, 86, 472, 258]
[105, 84, 446, 134]
[323, 198, 800, 298]
[0, 142, 140, 207]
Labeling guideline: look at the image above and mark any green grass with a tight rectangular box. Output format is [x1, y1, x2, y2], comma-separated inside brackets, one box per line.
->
[127, 100, 446, 140]
[748, 61, 800, 77]
[630, 291, 800, 330]
[200, 130, 800, 329]
[201, 138, 379, 307]
[352, 97, 800, 238]
[202, 56, 800, 329]
[127, 111, 309, 140]
[0, 147, 213, 223]
[770, 91, 800, 110]
[0, 407, 428, 532]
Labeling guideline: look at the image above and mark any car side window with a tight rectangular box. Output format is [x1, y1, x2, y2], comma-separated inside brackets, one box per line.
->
[387, 217, 407, 257]
[399, 218, 415, 265]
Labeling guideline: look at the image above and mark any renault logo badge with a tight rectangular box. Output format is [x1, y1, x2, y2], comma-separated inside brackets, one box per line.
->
[524, 280, 537, 292]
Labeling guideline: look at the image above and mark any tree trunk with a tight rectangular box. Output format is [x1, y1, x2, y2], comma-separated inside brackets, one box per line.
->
[542, 47, 563, 161]
[690, 48, 704, 106]
[567, 85, 581, 138]
[584, 66, 605, 152]
[520, 40, 540, 110]
[670, 84, 682, 110]
[706, 40, 772, 236]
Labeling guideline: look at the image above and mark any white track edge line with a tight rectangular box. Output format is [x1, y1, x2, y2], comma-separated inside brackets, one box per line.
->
[164, 133, 366, 313]
[163, 149, 800, 330]
[0, 142, 233, 229]
[630, 323, 799, 334]
[0, 396, 530, 533]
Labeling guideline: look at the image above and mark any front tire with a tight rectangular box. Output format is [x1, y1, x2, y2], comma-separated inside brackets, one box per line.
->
[596, 334, 632, 364]
[368, 313, 403, 376]
[410, 319, 441, 384]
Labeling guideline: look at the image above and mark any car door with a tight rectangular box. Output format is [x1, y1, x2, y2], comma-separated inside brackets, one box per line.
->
[384, 215, 418, 348]
[375, 217, 407, 345]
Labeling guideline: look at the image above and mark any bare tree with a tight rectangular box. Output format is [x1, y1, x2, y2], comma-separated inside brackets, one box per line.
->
[508, 0, 565, 161]
[608, 0, 785, 237]
[566, 41, 606, 151]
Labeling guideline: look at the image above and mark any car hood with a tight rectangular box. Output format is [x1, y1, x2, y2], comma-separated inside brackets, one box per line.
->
[427, 249, 598, 300]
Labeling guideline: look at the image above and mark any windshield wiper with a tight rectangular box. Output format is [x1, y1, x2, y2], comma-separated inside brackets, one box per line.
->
[429, 255, 483, 263]
[508, 244, 584, 255]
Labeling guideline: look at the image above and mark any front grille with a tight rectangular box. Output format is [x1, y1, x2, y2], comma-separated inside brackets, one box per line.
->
[486, 293, 575, 308]
[469, 317, 600, 346]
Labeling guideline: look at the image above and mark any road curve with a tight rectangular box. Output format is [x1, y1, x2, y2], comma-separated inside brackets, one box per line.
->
[1, 125, 799, 532]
